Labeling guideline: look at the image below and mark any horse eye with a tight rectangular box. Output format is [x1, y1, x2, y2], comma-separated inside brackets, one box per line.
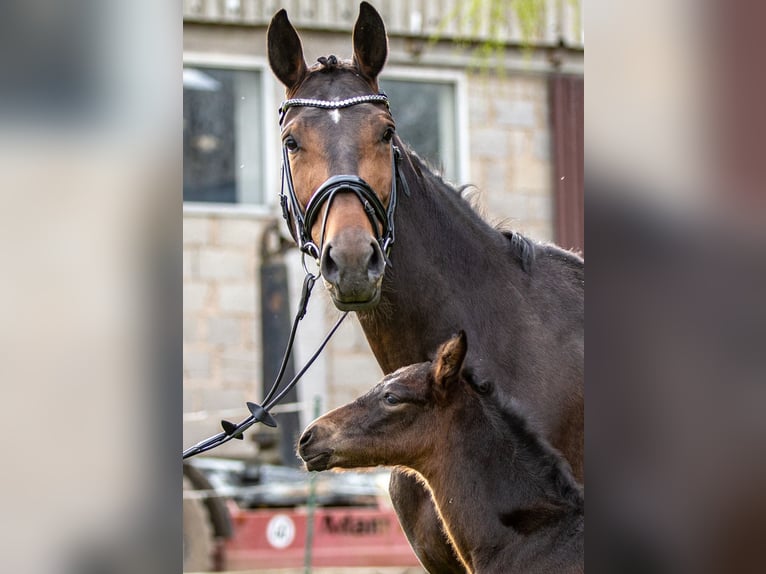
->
[384, 393, 400, 405]
[382, 127, 395, 143]
[284, 136, 299, 152]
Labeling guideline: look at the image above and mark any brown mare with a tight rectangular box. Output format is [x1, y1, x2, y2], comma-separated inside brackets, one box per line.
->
[268, 3, 583, 572]
[298, 332, 584, 574]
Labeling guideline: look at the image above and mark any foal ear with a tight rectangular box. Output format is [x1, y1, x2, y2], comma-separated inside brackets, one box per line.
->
[432, 331, 468, 389]
[268, 9, 308, 92]
[352, 2, 388, 84]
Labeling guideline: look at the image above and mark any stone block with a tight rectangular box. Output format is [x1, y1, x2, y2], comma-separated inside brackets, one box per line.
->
[183, 217, 209, 245]
[510, 159, 550, 190]
[183, 249, 196, 280]
[199, 388, 247, 412]
[534, 130, 551, 161]
[469, 94, 490, 127]
[184, 350, 210, 379]
[508, 131, 529, 158]
[199, 248, 249, 280]
[208, 317, 242, 346]
[496, 101, 536, 128]
[183, 316, 198, 343]
[218, 219, 264, 247]
[527, 194, 553, 223]
[184, 283, 209, 312]
[488, 191, 527, 222]
[470, 128, 507, 159]
[329, 314, 370, 353]
[330, 353, 382, 399]
[220, 349, 260, 385]
[219, 283, 257, 314]
[485, 161, 508, 193]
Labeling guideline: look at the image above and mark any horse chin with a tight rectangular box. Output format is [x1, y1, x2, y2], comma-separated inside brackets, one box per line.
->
[330, 288, 381, 312]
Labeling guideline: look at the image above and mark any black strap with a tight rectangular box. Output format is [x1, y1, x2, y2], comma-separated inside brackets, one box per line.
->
[182, 273, 348, 459]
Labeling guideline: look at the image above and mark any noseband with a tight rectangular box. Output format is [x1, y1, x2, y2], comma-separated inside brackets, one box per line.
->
[278, 93, 408, 261]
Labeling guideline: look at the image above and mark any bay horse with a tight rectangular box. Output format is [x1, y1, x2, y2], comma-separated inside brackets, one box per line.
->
[298, 332, 584, 574]
[268, 3, 583, 572]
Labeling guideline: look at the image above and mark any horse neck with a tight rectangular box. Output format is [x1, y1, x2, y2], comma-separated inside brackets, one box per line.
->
[357, 151, 522, 371]
[416, 399, 583, 570]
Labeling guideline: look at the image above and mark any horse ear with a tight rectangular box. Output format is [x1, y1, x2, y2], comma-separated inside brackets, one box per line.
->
[432, 331, 468, 390]
[268, 9, 308, 92]
[352, 1, 388, 84]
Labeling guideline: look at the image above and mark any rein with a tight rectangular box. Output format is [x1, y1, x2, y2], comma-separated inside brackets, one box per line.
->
[183, 273, 348, 459]
[182, 92, 407, 459]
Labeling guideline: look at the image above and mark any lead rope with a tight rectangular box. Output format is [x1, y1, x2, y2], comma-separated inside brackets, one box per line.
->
[182, 272, 348, 459]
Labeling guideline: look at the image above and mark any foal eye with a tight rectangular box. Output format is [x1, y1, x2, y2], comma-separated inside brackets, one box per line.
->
[384, 393, 400, 405]
[284, 136, 299, 152]
[382, 127, 395, 143]
[475, 380, 493, 395]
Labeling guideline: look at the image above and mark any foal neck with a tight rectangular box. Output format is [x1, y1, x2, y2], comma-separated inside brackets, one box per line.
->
[417, 398, 583, 572]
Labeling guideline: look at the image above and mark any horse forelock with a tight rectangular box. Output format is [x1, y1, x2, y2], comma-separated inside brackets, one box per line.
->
[286, 58, 375, 100]
[315, 55, 341, 69]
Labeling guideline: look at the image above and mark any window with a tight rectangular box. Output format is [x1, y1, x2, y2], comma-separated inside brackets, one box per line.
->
[183, 66, 264, 204]
[379, 78, 459, 181]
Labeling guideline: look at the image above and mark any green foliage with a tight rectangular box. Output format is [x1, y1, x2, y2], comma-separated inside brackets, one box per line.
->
[428, 0, 580, 72]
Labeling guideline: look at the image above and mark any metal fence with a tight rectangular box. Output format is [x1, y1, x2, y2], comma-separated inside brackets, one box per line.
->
[183, 0, 583, 49]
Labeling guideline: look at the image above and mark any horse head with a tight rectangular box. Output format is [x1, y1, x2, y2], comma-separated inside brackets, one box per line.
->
[298, 331, 474, 472]
[268, 2, 398, 311]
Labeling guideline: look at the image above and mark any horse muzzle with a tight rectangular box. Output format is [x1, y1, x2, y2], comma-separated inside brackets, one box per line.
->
[320, 228, 386, 311]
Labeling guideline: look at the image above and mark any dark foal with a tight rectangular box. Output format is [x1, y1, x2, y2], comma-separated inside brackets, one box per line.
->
[299, 332, 584, 574]
[269, 4, 583, 572]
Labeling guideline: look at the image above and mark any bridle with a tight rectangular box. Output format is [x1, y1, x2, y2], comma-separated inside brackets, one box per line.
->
[278, 92, 408, 262]
[182, 92, 410, 459]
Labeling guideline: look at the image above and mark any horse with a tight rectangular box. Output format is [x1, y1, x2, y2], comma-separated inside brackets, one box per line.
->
[268, 3, 584, 572]
[298, 331, 585, 574]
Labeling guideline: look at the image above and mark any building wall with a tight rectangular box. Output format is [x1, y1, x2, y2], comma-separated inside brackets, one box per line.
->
[467, 73, 554, 241]
[183, 15, 581, 459]
[183, 210, 271, 456]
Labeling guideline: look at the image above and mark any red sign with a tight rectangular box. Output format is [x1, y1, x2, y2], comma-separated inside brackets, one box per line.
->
[224, 503, 421, 570]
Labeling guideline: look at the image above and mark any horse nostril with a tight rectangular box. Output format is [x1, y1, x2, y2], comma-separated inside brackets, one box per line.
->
[367, 241, 385, 279]
[320, 246, 339, 284]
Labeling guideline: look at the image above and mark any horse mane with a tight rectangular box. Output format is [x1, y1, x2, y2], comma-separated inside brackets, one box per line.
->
[402, 146, 538, 273]
[297, 64, 553, 275]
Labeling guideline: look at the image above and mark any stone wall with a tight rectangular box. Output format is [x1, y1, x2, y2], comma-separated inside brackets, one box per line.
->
[183, 211, 271, 458]
[468, 73, 554, 242]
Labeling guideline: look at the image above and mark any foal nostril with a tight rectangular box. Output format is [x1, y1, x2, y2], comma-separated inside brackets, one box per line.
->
[320, 246, 340, 284]
[299, 428, 314, 450]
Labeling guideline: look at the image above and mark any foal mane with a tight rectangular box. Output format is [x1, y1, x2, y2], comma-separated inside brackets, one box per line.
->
[486, 394, 584, 509]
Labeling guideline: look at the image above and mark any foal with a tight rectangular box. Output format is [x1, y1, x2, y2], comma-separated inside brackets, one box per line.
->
[298, 332, 584, 574]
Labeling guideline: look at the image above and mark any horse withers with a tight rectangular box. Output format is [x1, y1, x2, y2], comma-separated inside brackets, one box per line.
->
[298, 332, 584, 574]
[269, 3, 583, 572]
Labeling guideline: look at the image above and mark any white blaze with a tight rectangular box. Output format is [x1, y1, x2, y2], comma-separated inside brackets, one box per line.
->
[329, 109, 340, 124]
